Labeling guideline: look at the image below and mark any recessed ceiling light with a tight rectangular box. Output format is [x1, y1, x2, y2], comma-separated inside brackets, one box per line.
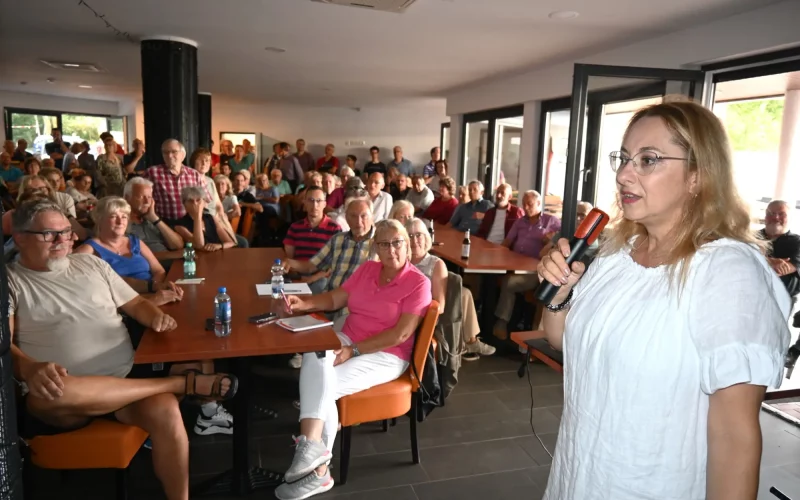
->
[264, 47, 286, 53]
[78, 85, 93, 89]
[64, 63, 81, 68]
[548, 10, 579, 19]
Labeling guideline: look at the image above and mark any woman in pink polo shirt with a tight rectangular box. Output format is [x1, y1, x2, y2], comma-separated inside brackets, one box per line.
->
[276, 219, 432, 500]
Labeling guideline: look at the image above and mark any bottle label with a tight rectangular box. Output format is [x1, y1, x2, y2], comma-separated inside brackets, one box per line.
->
[216, 301, 231, 321]
[462, 244, 470, 258]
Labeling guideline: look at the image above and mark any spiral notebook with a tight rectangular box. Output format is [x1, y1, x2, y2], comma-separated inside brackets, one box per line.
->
[276, 314, 334, 332]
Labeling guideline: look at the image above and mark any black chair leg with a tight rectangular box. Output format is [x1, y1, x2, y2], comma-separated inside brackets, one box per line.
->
[410, 396, 420, 464]
[116, 468, 129, 500]
[382, 419, 388, 432]
[340, 426, 352, 485]
[390, 418, 397, 427]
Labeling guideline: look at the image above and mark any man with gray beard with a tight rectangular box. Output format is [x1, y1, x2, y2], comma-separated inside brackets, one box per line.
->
[8, 199, 239, 500]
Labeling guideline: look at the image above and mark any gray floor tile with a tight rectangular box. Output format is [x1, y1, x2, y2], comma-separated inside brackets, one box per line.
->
[328, 450, 430, 494]
[517, 433, 558, 466]
[495, 385, 564, 411]
[419, 439, 537, 481]
[320, 485, 419, 500]
[494, 366, 564, 389]
[526, 465, 552, 490]
[413, 469, 543, 500]
[449, 372, 509, 395]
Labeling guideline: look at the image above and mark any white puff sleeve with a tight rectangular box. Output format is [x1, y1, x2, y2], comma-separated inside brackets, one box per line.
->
[687, 241, 790, 394]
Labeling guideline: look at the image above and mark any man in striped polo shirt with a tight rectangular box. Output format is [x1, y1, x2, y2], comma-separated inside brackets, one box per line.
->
[283, 185, 341, 293]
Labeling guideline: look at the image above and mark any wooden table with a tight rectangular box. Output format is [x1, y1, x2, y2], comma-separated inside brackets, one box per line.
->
[430, 222, 539, 274]
[135, 248, 341, 496]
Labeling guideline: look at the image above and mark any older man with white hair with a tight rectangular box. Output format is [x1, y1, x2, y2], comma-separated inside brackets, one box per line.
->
[366, 172, 392, 222]
[143, 139, 210, 223]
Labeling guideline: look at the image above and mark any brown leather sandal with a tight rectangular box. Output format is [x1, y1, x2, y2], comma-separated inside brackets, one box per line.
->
[184, 370, 239, 401]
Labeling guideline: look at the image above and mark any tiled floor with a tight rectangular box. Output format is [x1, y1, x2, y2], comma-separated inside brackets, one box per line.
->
[27, 354, 800, 499]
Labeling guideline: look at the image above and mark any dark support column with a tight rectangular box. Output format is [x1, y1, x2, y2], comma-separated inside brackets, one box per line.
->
[198, 93, 212, 150]
[141, 37, 198, 166]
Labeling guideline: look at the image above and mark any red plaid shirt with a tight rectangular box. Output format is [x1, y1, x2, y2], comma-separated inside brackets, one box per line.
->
[143, 164, 210, 220]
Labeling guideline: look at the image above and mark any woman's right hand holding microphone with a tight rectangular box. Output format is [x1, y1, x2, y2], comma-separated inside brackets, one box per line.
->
[537, 238, 587, 305]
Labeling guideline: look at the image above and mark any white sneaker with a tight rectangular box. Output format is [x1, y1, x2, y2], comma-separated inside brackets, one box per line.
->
[275, 468, 333, 500]
[194, 405, 234, 436]
[289, 353, 303, 369]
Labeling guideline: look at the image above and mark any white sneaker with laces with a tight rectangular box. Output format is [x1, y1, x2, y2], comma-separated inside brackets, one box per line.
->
[275, 468, 334, 500]
[194, 405, 234, 436]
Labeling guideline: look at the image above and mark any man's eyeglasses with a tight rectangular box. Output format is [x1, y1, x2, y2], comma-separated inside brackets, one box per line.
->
[307, 198, 326, 204]
[24, 229, 74, 242]
[376, 239, 405, 250]
[609, 151, 688, 176]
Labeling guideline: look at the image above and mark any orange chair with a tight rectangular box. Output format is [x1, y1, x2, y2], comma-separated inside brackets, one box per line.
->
[229, 215, 241, 234]
[24, 419, 149, 499]
[510, 330, 563, 374]
[336, 301, 441, 485]
[237, 207, 255, 242]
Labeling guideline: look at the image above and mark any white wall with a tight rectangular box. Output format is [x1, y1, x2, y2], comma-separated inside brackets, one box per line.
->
[211, 98, 447, 172]
[0, 90, 120, 141]
[446, 0, 800, 115]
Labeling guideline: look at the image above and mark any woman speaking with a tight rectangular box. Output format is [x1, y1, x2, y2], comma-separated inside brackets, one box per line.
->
[538, 101, 789, 500]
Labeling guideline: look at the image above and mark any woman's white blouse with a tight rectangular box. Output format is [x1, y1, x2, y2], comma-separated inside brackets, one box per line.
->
[544, 238, 790, 500]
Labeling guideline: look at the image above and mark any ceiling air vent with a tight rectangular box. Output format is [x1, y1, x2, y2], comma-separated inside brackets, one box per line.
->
[311, 0, 418, 13]
[40, 60, 103, 72]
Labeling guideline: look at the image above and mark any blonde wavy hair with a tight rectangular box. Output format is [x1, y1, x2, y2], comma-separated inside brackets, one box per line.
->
[602, 101, 760, 288]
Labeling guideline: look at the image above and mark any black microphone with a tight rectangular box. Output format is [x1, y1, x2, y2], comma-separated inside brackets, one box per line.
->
[535, 208, 610, 305]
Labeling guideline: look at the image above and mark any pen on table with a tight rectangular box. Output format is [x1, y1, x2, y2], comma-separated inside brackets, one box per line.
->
[257, 318, 279, 327]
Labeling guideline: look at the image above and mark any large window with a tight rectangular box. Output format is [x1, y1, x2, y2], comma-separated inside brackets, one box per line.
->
[4, 108, 127, 158]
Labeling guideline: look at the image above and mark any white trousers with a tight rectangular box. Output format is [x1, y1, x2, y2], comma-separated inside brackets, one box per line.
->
[299, 333, 408, 453]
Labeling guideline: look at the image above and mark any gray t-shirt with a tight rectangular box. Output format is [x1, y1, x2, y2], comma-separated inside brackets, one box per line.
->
[128, 220, 169, 253]
[8, 254, 139, 378]
[407, 187, 434, 212]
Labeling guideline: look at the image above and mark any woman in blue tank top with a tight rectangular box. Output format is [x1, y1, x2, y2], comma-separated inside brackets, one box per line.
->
[75, 196, 183, 306]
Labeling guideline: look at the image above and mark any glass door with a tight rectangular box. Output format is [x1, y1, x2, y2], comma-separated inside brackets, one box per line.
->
[462, 119, 489, 186]
[461, 105, 524, 194]
[440, 123, 450, 161]
[493, 116, 523, 188]
[559, 64, 706, 237]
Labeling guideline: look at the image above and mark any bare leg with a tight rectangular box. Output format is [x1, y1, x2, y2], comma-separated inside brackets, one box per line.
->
[115, 393, 188, 500]
[26, 372, 232, 427]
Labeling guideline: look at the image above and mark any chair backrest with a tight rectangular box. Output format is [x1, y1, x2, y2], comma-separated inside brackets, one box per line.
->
[229, 215, 241, 234]
[409, 300, 440, 391]
[238, 207, 254, 239]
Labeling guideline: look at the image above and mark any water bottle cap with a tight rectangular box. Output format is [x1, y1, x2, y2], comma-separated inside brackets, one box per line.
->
[274, 259, 281, 265]
[218, 287, 226, 293]
[186, 243, 193, 248]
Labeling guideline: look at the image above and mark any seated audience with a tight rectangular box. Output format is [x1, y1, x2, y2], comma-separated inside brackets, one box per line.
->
[232, 172, 263, 215]
[220, 160, 232, 178]
[294, 139, 315, 174]
[190, 148, 228, 224]
[285, 197, 375, 293]
[493, 190, 560, 339]
[255, 173, 282, 216]
[457, 185, 468, 204]
[389, 200, 414, 226]
[339, 165, 355, 186]
[124, 177, 186, 262]
[386, 167, 400, 191]
[760, 200, 800, 297]
[330, 180, 366, 231]
[476, 183, 523, 244]
[215, 175, 241, 221]
[315, 144, 339, 174]
[40, 168, 77, 218]
[174, 186, 237, 252]
[423, 176, 459, 225]
[2, 177, 86, 240]
[344, 155, 359, 177]
[321, 173, 337, 202]
[406, 175, 434, 215]
[363, 146, 386, 177]
[387, 146, 412, 177]
[427, 160, 448, 194]
[75, 197, 183, 307]
[42, 159, 56, 170]
[275, 219, 430, 500]
[65, 170, 97, 216]
[422, 147, 440, 183]
[390, 174, 410, 201]
[0, 152, 24, 190]
[96, 134, 126, 197]
[9, 200, 238, 500]
[271, 168, 293, 196]
[23, 157, 41, 177]
[366, 172, 392, 222]
[406, 218, 494, 360]
[450, 180, 494, 234]
[143, 139, 209, 223]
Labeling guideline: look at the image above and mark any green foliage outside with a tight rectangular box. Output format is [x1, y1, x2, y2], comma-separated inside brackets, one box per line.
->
[722, 98, 785, 152]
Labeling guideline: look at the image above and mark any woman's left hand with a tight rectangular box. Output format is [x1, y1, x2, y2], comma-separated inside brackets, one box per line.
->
[203, 243, 222, 252]
[156, 281, 184, 299]
[333, 346, 354, 366]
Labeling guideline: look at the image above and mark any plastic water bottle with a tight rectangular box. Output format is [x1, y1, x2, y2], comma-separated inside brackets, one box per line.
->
[214, 287, 232, 337]
[271, 259, 284, 299]
[183, 243, 196, 278]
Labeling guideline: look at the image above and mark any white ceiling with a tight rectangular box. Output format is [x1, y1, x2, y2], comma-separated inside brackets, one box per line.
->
[0, 0, 784, 108]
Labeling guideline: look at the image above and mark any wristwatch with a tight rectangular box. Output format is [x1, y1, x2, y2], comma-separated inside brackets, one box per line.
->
[351, 345, 362, 357]
[151, 218, 162, 226]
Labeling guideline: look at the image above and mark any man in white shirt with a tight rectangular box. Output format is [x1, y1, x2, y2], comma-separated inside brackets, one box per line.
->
[366, 172, 392, 222]
[476, 183, 523, 244]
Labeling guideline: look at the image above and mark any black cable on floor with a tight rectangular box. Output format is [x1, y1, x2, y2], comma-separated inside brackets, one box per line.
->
[527, 351, 553, 460]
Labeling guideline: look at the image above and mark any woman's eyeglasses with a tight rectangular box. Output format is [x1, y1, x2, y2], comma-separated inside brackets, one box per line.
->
[609, 151, 688, 176]
[376, 239, 405, 250]
[409, 232, 426, 240]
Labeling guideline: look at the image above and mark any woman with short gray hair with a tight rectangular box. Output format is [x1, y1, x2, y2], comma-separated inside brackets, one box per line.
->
[173, 186, 237, 252]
